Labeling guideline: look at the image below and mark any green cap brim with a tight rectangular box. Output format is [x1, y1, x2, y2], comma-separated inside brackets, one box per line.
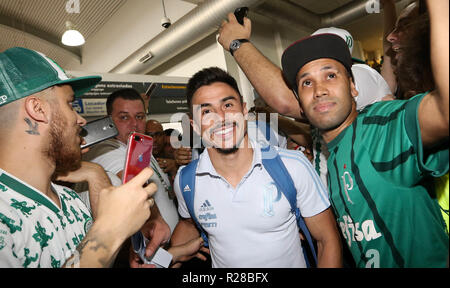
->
[55, 75, 102, 98]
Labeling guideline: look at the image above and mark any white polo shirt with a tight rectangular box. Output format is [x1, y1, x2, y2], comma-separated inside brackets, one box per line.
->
[174, 141, 330, 268]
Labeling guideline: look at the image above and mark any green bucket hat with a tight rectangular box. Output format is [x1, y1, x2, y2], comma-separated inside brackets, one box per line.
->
[0, 47, 101, 107]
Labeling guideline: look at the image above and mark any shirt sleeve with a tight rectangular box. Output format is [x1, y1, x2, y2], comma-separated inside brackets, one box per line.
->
[404, 93, 449, 177]
[363, 94, 449, 186]
[279, 149, 330, 218]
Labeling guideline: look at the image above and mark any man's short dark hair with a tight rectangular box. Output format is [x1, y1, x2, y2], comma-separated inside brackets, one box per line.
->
[106, 88, 145, 115]
[186, 67, 243, 111]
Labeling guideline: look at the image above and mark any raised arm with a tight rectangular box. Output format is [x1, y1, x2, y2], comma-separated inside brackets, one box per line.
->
[418, 0, 449, 146]
[218, 13, 302, 119]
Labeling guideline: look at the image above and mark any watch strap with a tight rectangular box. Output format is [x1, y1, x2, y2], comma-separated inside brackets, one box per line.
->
[230, 39, 250, 56]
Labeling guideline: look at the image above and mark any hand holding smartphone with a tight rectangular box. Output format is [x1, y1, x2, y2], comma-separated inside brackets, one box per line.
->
[80, 116, 118, 149]
[234, 7, 249, 25]
[122, 132, 154, 184]
[123, 132, 173, 266]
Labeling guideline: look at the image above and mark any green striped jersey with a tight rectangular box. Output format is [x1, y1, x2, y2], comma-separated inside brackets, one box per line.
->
[326, 93, 449, 268]
[0, 169, 93, 268]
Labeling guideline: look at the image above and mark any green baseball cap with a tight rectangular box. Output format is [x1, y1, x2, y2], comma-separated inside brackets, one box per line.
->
[0, 47, 101, 107]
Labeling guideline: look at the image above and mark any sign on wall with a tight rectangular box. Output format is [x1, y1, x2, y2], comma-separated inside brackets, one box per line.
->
[74, 80, 188, 117]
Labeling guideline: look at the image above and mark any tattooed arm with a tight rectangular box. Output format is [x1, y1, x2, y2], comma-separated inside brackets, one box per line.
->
[63, 168, 157, 268]
[63, 225, 122, 268]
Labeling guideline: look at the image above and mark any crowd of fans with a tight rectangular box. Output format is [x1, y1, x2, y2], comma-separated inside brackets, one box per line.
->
[0, 0, 447, 268]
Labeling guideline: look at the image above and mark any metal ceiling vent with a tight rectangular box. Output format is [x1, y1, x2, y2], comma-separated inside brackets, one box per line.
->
[111, 0, 391, 75]
[111, 0, 264, 74]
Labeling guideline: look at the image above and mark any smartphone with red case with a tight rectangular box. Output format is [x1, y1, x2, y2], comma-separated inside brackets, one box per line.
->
[122, 132, 153, 184]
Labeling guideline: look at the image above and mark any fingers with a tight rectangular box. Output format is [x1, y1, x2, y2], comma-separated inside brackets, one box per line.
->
[127, 167, 154, 187]
[220, 19, 227, 28]
[175, 148, 192, 165]
[157, 158, 170, 167]
[200, 246, 210, 255]
[144, 238, 159, 258]
[144, 220, 172, 258]
[144, 182, 158, 199]
[243, 16, 251, 29]
[169, 237, 205, 263]
[228, 12, 237, 23]
[195, 252, 207, 262]
[147, 197, 155, 208]
[129, 248, 157, 268]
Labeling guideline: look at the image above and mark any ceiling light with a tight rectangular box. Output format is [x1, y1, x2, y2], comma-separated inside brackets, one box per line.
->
[61, 21, 85, 46]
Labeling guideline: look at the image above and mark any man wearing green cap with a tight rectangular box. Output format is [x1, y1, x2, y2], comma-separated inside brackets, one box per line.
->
[0, 47, 159, 267]
[280, 0, 448, 267]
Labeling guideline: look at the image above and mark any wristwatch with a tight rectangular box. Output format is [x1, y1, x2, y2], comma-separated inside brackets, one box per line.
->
[229, 39, 250, 56]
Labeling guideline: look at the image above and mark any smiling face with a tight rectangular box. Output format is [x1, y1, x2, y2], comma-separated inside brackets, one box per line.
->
[191, 82, 248, 154]
[386, 3, 419, 62]
[296, 58, 358, 141]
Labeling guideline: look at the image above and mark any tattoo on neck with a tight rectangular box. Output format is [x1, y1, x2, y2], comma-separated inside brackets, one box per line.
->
[24, 118, 40, 135]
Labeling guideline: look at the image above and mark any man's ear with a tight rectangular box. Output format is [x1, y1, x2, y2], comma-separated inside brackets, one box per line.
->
[243, 102, 248, 120]
[296, 98, 306, 119]
[190, 118, 201, 137]
[23, 96, 51, 124]
[350, 78, 359, 99]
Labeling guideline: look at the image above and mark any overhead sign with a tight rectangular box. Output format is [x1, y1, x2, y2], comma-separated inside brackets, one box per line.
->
[73, 80, 188, 117]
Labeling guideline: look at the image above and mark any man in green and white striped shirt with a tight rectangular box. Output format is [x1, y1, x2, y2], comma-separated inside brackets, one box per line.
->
[0, 47, 157, 267]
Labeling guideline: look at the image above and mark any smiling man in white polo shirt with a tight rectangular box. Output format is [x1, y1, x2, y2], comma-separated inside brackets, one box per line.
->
[170, 67, 342, 268]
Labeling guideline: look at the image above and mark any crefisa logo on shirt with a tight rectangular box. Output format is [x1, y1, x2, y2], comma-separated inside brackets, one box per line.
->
[0, 95, 7, 105]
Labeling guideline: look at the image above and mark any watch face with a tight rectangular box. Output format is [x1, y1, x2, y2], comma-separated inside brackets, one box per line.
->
[230, 40, 240, 51]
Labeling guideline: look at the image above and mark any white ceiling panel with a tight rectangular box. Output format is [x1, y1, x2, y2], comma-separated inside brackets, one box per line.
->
[0, 0, 127, 66]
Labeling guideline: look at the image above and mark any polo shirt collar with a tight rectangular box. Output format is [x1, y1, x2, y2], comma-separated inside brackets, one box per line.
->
[196, 139, 263, 178]
[0, 168, 61, 215]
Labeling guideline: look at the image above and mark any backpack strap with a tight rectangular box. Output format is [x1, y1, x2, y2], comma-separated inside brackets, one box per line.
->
[179, 159, 209, 247]
[255, 119, 278, 147]
[261, 146, 318, 267]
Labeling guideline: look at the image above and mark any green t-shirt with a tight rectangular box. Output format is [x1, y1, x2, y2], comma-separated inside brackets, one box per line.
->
[326, 93, 449, 268]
